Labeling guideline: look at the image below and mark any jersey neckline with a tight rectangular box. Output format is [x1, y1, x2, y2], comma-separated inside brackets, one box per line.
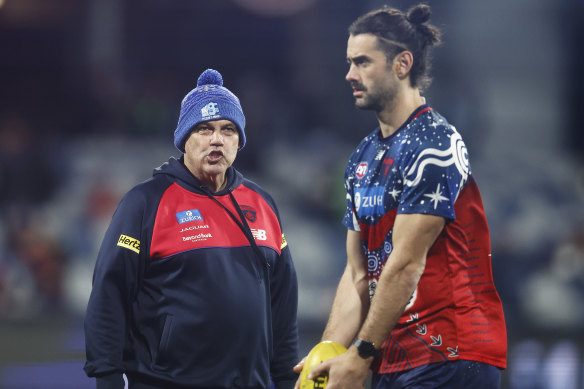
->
[377, 104, 432, 142]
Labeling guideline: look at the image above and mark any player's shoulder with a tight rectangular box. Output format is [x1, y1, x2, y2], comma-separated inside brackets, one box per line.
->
[120, 175, 172, 209]
[241, 176, 271, 199]
[239, 174, 281, 214]
[413, 108, 456, 135]
[406, 109, 464, 152]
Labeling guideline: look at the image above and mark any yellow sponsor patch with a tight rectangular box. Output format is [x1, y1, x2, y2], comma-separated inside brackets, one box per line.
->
[117, 234, 140, 254]
[281, 233, 288, 249]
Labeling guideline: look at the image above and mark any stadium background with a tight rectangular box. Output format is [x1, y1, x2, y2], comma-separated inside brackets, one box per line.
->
[0, 0, 583, 388]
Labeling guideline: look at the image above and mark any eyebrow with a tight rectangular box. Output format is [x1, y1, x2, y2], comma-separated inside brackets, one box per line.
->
[347, 54, 370, 63]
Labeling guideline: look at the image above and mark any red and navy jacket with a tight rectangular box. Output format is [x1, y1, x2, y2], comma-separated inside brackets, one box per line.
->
[84, 156, 299, 389]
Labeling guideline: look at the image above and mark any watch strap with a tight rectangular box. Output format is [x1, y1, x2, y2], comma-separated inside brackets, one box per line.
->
[353, 338, 379, 359]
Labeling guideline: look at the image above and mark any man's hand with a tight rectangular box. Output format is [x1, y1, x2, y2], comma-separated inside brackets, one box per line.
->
[306, 347, 370, 389]
[293, 357, 306, 389]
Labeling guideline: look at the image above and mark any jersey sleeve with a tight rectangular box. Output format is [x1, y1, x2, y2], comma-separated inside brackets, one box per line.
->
[398, 127, 470, 222]
[83, 187, 146, 383]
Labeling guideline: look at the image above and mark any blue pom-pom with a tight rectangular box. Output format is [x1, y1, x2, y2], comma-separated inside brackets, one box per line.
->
[197, 69, 223, 87]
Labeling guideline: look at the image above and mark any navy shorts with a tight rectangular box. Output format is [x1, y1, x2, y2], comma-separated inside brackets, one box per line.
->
[371, 360, 502, 389]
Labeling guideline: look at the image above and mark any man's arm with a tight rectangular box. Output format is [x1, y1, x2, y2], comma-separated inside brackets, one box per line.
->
[84, 190, 145, 389]
[308, 213, 445, 389]
[321, 229, 370, 346]
[293, 229, 369, 388]
[355, 213, 444, 347]
[270, 244, 300, 389]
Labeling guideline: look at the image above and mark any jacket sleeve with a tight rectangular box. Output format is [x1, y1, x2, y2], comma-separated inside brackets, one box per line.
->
[83, 188, 146, 388]
[270, 240, 299, 389]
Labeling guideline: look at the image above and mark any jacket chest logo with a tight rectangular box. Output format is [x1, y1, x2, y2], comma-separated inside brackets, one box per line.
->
[241, 205, 257, 222]
[175, 209, 204, 224]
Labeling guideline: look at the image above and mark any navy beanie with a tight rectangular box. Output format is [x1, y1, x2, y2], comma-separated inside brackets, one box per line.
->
[174, 69, 246, 152]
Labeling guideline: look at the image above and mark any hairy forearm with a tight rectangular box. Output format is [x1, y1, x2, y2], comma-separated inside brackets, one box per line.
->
[355, 213, 443, 348]
[322, 265, 370, 347]
[357, 253, 425, 347]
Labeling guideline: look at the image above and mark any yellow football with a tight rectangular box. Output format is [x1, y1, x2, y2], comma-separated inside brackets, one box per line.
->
[299, 341, 347, 389]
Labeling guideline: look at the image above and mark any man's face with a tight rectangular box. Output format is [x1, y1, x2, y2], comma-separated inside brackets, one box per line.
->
[183, 119, 239, 185]
[346, 33, 399, 112]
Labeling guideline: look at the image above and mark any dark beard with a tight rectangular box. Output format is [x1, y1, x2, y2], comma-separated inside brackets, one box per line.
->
[355, 96, 383, 112]
[354, 87, 397, 113]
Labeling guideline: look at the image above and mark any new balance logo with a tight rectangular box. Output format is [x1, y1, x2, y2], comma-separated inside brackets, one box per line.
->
[251, 229, 267, 241]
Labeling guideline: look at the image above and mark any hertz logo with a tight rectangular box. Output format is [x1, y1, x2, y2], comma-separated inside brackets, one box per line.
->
[117, 234, 140, 254]
[281, 233, 288, 249]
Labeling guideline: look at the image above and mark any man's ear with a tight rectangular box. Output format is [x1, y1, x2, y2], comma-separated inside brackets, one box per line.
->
[393, 51, 414, 80]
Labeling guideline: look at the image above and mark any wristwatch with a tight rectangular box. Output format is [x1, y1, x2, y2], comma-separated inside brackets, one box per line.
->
[353, 338, 379, 359]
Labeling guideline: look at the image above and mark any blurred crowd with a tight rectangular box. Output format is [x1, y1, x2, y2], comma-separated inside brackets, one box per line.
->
[0, 114, 63, 317]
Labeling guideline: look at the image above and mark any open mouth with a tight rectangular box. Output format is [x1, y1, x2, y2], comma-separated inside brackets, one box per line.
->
[207, 150, 224, 163]
[351, 83, 366, 97]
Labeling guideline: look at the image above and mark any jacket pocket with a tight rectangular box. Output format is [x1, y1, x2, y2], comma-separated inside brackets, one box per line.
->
[155, 314, 175, 368]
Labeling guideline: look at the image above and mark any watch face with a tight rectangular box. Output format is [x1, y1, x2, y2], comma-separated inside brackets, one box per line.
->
[355, 339, 378, 358]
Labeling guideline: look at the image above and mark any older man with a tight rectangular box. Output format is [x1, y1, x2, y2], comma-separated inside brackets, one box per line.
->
[84, 69, 299, 389]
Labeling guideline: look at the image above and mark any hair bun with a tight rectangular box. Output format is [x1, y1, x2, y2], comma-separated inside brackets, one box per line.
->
[407, 4, 431, 25]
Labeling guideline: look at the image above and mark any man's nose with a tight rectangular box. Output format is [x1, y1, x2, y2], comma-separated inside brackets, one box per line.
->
[210, 131, 224, 144]
[346, 64, 357, 82]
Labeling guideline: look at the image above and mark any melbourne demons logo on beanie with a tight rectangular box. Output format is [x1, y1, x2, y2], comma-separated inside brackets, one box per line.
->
[201, 102, 220, 119]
